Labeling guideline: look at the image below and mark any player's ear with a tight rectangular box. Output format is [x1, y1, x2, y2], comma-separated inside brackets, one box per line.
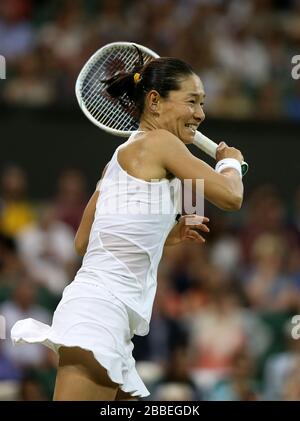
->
[146, 90, 160, 115]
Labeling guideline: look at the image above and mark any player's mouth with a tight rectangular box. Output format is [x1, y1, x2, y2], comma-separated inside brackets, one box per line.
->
[185, 123, 198, 136]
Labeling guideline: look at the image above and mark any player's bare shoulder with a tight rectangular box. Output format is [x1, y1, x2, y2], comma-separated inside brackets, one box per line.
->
[145, 129, 185, 159]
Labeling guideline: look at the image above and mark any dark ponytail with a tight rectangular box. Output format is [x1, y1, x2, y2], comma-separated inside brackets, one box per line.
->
[101, 45, 144, 112]
[102, 46, 194, 119]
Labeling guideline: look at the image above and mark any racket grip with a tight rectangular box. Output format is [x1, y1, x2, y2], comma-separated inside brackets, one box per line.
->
[193, 131, 249, 176]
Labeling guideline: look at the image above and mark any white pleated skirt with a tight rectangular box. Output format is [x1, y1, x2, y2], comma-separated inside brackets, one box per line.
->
[11, 280, 149, 398]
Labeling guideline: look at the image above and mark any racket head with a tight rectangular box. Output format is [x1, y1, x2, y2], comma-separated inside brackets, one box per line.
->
[75, 42, 159, 137]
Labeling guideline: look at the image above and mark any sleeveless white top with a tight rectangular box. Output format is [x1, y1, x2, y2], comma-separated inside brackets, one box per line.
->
[75, 135, 182, 335]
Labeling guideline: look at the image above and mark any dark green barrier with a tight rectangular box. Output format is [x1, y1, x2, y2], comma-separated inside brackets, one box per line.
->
[1, 106, 299, 200]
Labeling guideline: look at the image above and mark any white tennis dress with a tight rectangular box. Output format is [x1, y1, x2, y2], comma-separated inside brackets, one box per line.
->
[11, 135, 181, 398]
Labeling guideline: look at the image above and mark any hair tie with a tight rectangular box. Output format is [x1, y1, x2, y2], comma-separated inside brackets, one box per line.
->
[133, 72, 141, 84]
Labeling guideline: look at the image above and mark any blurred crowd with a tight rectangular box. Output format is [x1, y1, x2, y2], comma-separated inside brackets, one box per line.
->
[0, 163, 300, 401]
[0, 0, 300, 120]
[1, 0, 300, 402]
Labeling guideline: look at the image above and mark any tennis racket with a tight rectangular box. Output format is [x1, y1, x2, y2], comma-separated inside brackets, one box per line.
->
[75, 41, 248, 176]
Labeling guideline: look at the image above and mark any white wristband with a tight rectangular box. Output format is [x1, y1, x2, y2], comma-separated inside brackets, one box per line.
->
[215, 158, 242, 179]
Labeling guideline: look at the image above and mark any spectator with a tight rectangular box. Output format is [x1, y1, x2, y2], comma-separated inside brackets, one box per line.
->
[0, 165, 36, 237]
[0, 275, 51, 367]
[16, 202, 78, 295]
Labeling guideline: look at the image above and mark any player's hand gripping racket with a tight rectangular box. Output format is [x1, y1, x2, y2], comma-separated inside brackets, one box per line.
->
[75, 42, 248, 176]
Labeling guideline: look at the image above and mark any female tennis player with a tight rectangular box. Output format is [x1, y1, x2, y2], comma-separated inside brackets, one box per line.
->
[11, 53, 244, 401]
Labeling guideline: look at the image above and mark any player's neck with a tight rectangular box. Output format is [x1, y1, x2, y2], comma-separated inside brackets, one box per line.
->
[139, 116, 164, 132]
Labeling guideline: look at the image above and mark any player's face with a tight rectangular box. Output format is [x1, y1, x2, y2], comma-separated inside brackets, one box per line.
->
[159, 74, 205, 144]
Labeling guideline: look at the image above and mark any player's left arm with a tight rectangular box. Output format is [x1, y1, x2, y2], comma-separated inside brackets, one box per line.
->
[74, 163, 109, 256]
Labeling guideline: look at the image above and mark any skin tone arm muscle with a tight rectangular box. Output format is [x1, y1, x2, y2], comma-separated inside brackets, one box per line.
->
[74, 190, 99, 256]
[74, 164, 108, 256]
[156, 130, 244, 211]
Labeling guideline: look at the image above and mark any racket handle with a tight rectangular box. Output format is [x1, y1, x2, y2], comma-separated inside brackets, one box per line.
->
[193, 131, 249, 177]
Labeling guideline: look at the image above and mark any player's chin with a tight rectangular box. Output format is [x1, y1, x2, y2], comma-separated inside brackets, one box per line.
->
[181, 134, 194, 144]
[181, 128, 195, 144]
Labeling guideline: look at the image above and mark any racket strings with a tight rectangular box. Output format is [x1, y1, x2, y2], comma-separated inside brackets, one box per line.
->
[81, 48, 135, 108]
[82, 51, 137, 130]
[82, 48, 132, 100]
[84, 53, 138, 123]
[79, 46, 154, 131]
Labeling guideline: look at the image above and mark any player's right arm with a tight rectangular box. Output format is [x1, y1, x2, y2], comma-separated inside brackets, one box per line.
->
[156, 130, 244, 211]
